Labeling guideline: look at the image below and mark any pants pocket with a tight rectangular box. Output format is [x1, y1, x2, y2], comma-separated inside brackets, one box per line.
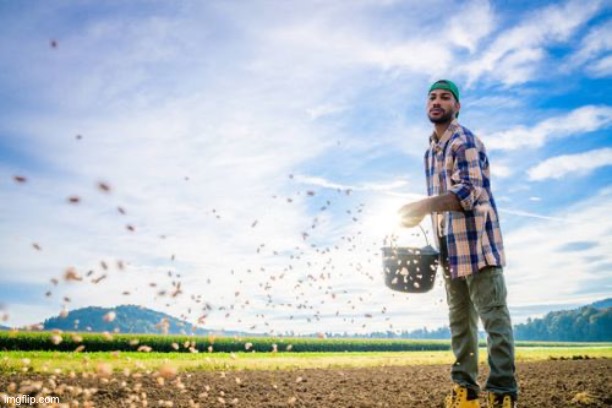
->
[469, 267, 507, 310]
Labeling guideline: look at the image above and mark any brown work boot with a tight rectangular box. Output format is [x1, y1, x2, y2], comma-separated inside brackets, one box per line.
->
[444, 384, 479, 408]
[486, 392, 517, 408]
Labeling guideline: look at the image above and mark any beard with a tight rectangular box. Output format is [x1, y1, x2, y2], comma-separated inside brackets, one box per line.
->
[428, 108, 455, 124]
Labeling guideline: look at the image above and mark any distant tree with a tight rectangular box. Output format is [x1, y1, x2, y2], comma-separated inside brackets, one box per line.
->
[514, 305, 611, 341]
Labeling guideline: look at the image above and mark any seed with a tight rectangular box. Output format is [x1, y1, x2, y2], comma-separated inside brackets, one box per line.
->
[63, 267, 82, 282]
[157, 364, 177, 379]
[103, 311, 116, 322]
[96, 363, 112, 378]
[97, 181, 111, 192]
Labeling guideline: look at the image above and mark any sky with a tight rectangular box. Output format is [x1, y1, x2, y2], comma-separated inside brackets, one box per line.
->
[0, 0, 610, 336]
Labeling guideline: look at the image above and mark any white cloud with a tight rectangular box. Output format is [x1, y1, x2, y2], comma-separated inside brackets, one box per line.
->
[463, 0, 604, 85]
[498, 208, 564, 222]
[492, 163, 513, 179]
[295, 174, 412, 194]
[504, 187, 612, 311]
[567, 19, 612, 68]
[307, 103, 349, 120]
[562, 18, 612, 78]
[447, 0, 495, 53]
[587, 54, 612, 77]
[486, 105, 612, 151]
[528, 147, 612, 180]
[464, 95, 523, 110]
[255, 9, 453, 76]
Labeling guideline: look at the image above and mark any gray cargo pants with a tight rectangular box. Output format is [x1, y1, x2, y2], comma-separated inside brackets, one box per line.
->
[440, 239, 518, 398]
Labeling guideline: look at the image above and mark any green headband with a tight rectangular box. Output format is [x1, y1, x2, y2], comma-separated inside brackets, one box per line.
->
[429, 79, 460, 102]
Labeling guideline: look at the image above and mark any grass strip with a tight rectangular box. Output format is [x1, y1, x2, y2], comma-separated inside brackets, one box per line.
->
[1, 347, 610, 375]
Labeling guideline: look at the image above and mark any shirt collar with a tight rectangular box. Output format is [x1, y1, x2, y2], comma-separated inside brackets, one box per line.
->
[429, 119, 460, 151]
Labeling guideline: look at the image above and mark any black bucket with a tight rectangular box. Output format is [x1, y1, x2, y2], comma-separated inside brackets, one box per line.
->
[381, 227, 439, 293]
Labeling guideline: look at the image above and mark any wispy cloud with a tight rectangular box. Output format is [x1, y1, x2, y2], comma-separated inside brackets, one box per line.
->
[447, 0, 495, 53]
[491, 163, 513, 179]
[504, 187, 612, 309]
[463, 0, 604, 85]
[587, 55, 612, 77]
[566, 18, 612, 76]
[498, 208, 565, 222]
[528, 147, 612, 180]
[296, 174, 411, 193]
[486, 105, 612, 151]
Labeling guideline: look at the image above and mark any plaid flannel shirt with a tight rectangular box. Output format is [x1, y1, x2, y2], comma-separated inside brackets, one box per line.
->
[424, 119, 506, 278]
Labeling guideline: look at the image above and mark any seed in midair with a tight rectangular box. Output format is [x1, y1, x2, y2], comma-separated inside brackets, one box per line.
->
[97, 181, 111, 192]
[50, 334, 63, 345]
[63, 267, 82, 282]
[103, 311, 116, 322]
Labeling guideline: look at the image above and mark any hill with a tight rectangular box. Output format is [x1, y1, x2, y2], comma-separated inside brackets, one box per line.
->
[19, 297, 612, 341]
[591, 298, 612, 310]
[42, 305, 217, 336]
[514, 298, 611, 342]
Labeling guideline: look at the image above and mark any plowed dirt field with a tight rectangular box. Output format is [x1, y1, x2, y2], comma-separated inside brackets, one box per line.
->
[1, 358, 610, 407]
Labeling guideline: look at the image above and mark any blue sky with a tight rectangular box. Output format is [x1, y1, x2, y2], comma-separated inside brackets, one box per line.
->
[0, 0, 610, 335]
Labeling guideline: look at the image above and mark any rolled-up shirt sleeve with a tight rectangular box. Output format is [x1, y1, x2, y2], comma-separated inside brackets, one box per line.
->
[448, 143, 484, 211]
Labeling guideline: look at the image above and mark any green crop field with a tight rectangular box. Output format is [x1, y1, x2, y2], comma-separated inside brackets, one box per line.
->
[0, 331, 610, 375]
[1, 331, 610, 353]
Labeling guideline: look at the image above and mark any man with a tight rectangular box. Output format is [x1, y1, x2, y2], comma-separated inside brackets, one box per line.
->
[398, 80, 518, 408]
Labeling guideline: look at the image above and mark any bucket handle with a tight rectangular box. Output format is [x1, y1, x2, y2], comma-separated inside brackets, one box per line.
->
[418, 224, 431, 247]
[389, 224, 431, 248]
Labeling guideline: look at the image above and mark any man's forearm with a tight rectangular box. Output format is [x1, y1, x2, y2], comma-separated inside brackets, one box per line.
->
[398, 192, 464, 227]
[421, 192, 463, 214]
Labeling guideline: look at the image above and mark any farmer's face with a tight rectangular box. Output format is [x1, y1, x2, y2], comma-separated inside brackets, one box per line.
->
[427, 89, 460, 124]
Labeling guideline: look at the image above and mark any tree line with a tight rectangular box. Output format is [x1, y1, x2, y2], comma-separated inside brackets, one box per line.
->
[35, 301, 612, 342]
[514, 305, 611, 342]
[326, 304, 612, 342]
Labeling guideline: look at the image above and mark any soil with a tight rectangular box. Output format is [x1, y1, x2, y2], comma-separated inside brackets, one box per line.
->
[1, 358, 610, 407]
